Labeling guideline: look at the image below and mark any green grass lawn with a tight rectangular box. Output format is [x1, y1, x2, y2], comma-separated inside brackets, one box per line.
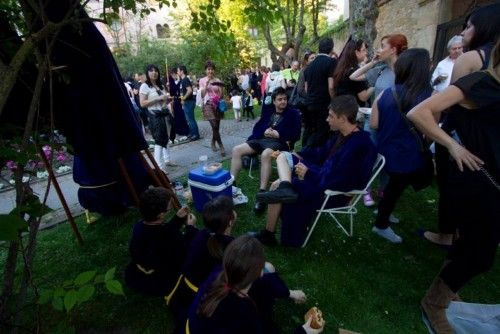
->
[2, 134, 499, 333]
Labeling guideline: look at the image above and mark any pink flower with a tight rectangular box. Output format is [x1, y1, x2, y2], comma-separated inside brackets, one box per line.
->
[6, 160, 17, 170]
[42, 145, 52, 159]
[56, 153, 67, 163]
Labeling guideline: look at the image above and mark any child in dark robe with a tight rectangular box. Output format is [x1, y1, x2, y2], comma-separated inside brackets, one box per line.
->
[167, 196, 305, 333]
[124, 187, 196, 296]
[187, 235, 323, 334]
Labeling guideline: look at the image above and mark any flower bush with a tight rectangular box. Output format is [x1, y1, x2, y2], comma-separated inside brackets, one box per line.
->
[1, 145, 72, 188]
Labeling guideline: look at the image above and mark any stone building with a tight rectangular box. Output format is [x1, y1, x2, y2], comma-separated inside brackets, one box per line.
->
[374, 0, 497, 61]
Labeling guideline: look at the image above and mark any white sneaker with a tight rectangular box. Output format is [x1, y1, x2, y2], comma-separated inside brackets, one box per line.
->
[233, 194, 248, 205]
[363, 193, 375, 207]
[372, 226, 402, 243]
[373, 209, 400, 224]
[232, 186, 242, 196]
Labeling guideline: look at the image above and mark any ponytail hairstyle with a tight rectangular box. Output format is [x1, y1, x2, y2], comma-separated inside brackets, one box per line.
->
[394, 48, 432, 111]
[197, 235, 265, 318]
[202, 196, 235, 260]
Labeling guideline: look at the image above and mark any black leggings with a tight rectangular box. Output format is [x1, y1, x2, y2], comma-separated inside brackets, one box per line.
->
[375, 170, 420, 229]
[435, 143, 457, 234]
[439, 167, 500, 292]
[209, 119, 222, 147]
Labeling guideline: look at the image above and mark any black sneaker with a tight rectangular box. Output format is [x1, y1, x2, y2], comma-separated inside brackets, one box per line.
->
[250, 230, 278, 247]
[256, 182, 298, 204]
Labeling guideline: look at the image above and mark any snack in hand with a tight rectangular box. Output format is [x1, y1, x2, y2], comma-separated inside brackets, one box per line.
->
[304, 306, 325, 330]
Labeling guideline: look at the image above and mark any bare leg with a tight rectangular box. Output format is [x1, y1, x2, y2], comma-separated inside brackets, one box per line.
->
[266, 203, 282, 232]
[230, 143, 256, 180]
[276, 153, 292, 182]
[259, 148, 274, 190]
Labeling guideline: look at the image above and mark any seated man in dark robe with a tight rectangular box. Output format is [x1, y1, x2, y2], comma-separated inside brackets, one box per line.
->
[230, 87, 301, 213]
[254, 95, 377, 247]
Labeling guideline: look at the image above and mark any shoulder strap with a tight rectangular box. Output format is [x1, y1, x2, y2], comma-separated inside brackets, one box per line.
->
[391, 87, 427, 152]
[476, 49, 486, 67]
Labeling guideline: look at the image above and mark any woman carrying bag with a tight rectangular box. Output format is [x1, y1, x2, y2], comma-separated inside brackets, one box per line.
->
[139, 64, 173, 171]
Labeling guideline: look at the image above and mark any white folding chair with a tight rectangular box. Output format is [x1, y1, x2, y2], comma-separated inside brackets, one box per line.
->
[302, 154, 385, 248]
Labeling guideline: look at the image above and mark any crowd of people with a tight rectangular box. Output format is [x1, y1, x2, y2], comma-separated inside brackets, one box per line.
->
[123, 3, 499, 333]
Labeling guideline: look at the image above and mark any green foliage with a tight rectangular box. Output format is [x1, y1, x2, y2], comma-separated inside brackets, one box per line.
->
[13, 194, 52, 219]
[38, 267, 124, 313]
[115, 34, 240, 84]
[0, 213, 28, 241]
[0, 0, 26, 34]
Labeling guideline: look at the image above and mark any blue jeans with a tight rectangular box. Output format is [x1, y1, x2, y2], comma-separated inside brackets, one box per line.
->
[182, 100, 199, 138]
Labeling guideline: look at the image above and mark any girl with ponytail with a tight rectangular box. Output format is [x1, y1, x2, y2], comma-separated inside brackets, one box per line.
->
[190, 235, 323, 334]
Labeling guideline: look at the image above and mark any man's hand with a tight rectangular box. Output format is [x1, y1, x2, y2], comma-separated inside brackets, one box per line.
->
[264, 128, 279, 139]
[271, 150, 280, 159]
[295, 162, 308, 180]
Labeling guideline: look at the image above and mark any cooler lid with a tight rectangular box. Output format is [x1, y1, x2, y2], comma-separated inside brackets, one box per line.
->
[188, 166, 231, 186]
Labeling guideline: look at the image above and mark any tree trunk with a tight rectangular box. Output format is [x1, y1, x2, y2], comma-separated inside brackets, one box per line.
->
[351, 0, 379, 50]
[0, 241, 19, 325]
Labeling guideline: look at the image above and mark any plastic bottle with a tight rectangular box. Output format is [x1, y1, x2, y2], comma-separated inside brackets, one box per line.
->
[174, 181, 186, 206]
[199, 155, 208, 169]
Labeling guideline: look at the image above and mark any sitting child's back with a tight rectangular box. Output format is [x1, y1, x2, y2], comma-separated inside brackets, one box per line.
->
[125, 187, 196, 296]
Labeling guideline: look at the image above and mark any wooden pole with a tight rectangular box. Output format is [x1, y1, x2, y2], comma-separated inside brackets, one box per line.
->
[38, 147, 83, 245]
[143, 149, 181, 209]
[117, 158, 140, 207]
[138, 151, 163, 187]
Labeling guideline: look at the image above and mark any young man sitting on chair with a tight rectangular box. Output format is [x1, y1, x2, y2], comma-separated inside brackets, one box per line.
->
[253, 95, 377, 247]
[230, 86, 301, 213]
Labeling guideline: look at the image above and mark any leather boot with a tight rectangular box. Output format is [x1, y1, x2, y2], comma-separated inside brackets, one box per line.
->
[421, 276, 455, 333]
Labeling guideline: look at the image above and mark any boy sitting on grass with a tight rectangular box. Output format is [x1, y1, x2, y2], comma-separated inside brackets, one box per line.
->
[124, 187, 197, 296]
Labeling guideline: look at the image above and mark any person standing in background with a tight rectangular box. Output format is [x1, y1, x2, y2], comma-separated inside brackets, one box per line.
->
[178, 65, 200, 141]
[431, 36, 463, 93]
[303, 37, 337, 148]
[199, 61, 226, 157]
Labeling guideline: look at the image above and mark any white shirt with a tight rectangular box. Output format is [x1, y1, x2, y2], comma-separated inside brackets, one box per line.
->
[231, 95, 242, 109]
[239, 74, 250, 90]
[431, 57, 455, 92]
[265, 71, 285, 94]
[139, 83, 166, 111]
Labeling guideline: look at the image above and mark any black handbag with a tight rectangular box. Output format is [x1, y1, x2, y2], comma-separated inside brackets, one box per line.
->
[391, 88, 434, 191]
[289, 85, 305, 109]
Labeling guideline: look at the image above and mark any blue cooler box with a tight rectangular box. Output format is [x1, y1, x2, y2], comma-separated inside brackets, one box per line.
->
[188, 166, 234, 212]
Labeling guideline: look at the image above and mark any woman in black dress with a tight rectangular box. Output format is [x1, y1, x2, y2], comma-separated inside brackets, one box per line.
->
[333, 38, 373, 106]
[408, 39, 500, 333]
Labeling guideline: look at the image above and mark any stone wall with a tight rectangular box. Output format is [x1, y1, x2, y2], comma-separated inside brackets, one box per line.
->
[375, 0, 441, 57]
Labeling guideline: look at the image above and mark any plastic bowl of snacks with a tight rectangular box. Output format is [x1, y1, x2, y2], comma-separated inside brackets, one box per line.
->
[202, 162, 222, 175]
